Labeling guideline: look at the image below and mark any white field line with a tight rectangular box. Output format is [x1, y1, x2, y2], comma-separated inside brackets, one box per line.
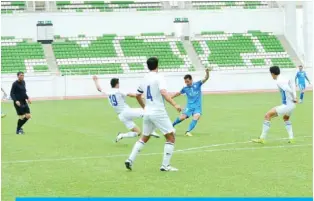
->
[2, 136, 312, 164]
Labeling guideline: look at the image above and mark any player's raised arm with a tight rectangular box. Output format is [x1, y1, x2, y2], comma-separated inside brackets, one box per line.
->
[92, 75, 104, 93]
[305, 72, 311, 84]
[136, 86, 145, 109]
[202, 68, 211, 84]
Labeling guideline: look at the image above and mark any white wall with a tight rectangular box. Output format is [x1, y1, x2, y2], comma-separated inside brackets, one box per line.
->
[1, 9, 284, 40]
[1, 68, 310, 99]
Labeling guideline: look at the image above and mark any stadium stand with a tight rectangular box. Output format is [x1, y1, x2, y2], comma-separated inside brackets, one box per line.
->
[56, 1, 162, 12]
[192, 1, 269, 9]
[1, 1, 26, 14]
[191, 31, 295, 69]
[52, 33, 192, 75]
[1, 37, 48, 73]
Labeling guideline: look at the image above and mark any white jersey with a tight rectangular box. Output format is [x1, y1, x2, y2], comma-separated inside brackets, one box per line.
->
[105, 88, 130, 114]
[137, 72, 167, 114]
[276, 75, 297, 105]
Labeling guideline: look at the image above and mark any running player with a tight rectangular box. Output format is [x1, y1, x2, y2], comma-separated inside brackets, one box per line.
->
[93, 76, 159, 142]
[171, 68, 210, 137]
[252, 66, 297, 144]
[125, 57, 181, 172]
[295, 65, 311, 103]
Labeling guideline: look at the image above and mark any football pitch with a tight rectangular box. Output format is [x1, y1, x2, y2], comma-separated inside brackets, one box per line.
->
[1, 92, 313, 199]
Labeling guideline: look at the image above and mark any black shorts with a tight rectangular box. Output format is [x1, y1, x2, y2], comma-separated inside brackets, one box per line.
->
[14, 102, 30, 115]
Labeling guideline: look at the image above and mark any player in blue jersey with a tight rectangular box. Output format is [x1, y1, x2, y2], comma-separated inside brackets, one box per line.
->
[171, 68, 210, 137]
[295, 65, 311, 103]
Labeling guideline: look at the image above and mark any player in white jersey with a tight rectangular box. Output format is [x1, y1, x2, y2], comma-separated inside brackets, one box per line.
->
[92, 76, 159, 142]
[252, 66, 297, 144]
[125, 57, 182, 172]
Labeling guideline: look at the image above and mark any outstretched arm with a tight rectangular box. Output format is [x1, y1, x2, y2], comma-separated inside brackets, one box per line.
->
[161, 89, 181, 112]
[171, 92, 181, 99]
[305, 73, 311, 84]
[92, 76, 105, 94]
[202, 68, 211, 84]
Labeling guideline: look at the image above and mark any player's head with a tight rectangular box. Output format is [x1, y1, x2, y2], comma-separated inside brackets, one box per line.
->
[269, 66, 280, 80]
[298, 65, 303, 71]
[110, 78, 119, 88]
[147, 57, 158, 71]
[184, 74, 193, 86]
[17, 71, 24, 81]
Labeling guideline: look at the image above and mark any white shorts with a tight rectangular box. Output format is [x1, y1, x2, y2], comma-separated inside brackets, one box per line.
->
[142, 111, 175, 136]
[275, 103, 296, 116]
[118, 108, 144, 130]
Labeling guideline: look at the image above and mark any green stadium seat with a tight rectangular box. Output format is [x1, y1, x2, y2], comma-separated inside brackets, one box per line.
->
[1, 37, 48, 73]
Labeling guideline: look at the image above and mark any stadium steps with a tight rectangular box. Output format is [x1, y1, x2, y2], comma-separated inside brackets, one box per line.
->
[276, 35, 302, 66]
[42, 44, 58, 72]
[182, 40, 204, 70]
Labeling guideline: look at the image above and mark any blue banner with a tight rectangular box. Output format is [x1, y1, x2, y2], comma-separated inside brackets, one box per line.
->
[16, 198, 314, 201]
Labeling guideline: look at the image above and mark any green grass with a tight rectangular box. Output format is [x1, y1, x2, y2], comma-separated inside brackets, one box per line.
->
[1, 92, 313, 199]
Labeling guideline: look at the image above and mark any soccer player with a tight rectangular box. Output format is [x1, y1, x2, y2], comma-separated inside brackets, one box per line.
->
[1, 88, 8, 118]
[252, 66, 297, 144]
[92, 76, 159, 142]
[171, 68, 210, 137]
[10, 72, 32, 134]
[125, 57, 181, 172]
[295, 65, 311, 103]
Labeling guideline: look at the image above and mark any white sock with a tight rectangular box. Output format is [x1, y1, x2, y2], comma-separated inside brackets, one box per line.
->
[128, 140, 145, 163]
[285, 121, 294, 139]
[120, 132, 138, 138]
[260, 120, 271, 139]
[162, 142, 174, 167]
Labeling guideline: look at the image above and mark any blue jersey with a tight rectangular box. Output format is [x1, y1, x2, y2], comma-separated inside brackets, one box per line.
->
[180, 80, 203, 108]
[295, 70, 308, 85]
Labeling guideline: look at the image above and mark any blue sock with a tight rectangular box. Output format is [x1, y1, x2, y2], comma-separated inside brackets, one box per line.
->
[172, 117, 182, 127]
[300, 92, 304, 100]
[187, 120, 198, 132]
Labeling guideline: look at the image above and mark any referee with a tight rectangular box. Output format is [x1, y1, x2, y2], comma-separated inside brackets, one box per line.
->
[10, 72, 32, 134]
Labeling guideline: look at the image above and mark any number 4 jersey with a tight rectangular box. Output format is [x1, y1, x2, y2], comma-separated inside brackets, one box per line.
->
[106, 88, 130, 114]
[137, 72, 167, 114]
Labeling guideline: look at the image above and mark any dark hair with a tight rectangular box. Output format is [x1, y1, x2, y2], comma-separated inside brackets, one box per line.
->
[184, 74, 192, 80]
[17, 71, 24, 76]
[110, 78, 119, 88]
[147, 57, 158, 71]
[298, 65, 303, 68]
[269, 66, 280, 75]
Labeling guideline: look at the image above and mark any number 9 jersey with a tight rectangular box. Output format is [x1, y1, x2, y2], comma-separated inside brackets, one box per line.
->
[107, 88, 130, 114]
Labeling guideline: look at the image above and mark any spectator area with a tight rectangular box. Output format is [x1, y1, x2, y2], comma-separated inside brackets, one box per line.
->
[1, 37, 48, 73]
[191, 31, 295, 69]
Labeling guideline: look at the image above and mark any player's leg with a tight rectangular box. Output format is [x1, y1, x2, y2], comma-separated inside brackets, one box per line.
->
[155, 114, 178, 171]
[283, 115, 294, 143]
[186, 108, 201, 136]
[125, 116, 154, 170]
[172, 113, 188, 127]
[252, 107, 278, 143]
[15, 103, 31, 134]
[299, 84, 305, 103]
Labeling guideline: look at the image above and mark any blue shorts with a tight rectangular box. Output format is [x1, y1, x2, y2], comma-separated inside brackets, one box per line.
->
[298, 83, 305, 91]
[183, 106, 202, 117]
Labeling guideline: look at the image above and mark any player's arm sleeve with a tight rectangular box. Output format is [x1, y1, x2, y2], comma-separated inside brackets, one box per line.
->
[158, 75, 167, 90]
[278, 81, 297, 100]
[10, 83, 17, 102]
[197, 80, 203, 87]
[136, 85, 144, 95]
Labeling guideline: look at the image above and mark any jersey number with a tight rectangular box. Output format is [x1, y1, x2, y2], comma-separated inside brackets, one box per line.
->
[147, 86, 153, 101]
[109, 95, 118, 106]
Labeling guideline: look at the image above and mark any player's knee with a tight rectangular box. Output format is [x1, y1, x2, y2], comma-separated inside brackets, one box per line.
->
[165, 133, 175, 143]
[19, 115, 25, 120]
[141, 136, 150, 143]
[25, 114, 31, 119]
[193, 114, 201, 120]
[180, 115, 187, 121]
[283, 115, 290, 121]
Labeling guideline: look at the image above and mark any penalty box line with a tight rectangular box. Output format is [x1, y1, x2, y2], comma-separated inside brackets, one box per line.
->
[2, 136, 312, 164]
